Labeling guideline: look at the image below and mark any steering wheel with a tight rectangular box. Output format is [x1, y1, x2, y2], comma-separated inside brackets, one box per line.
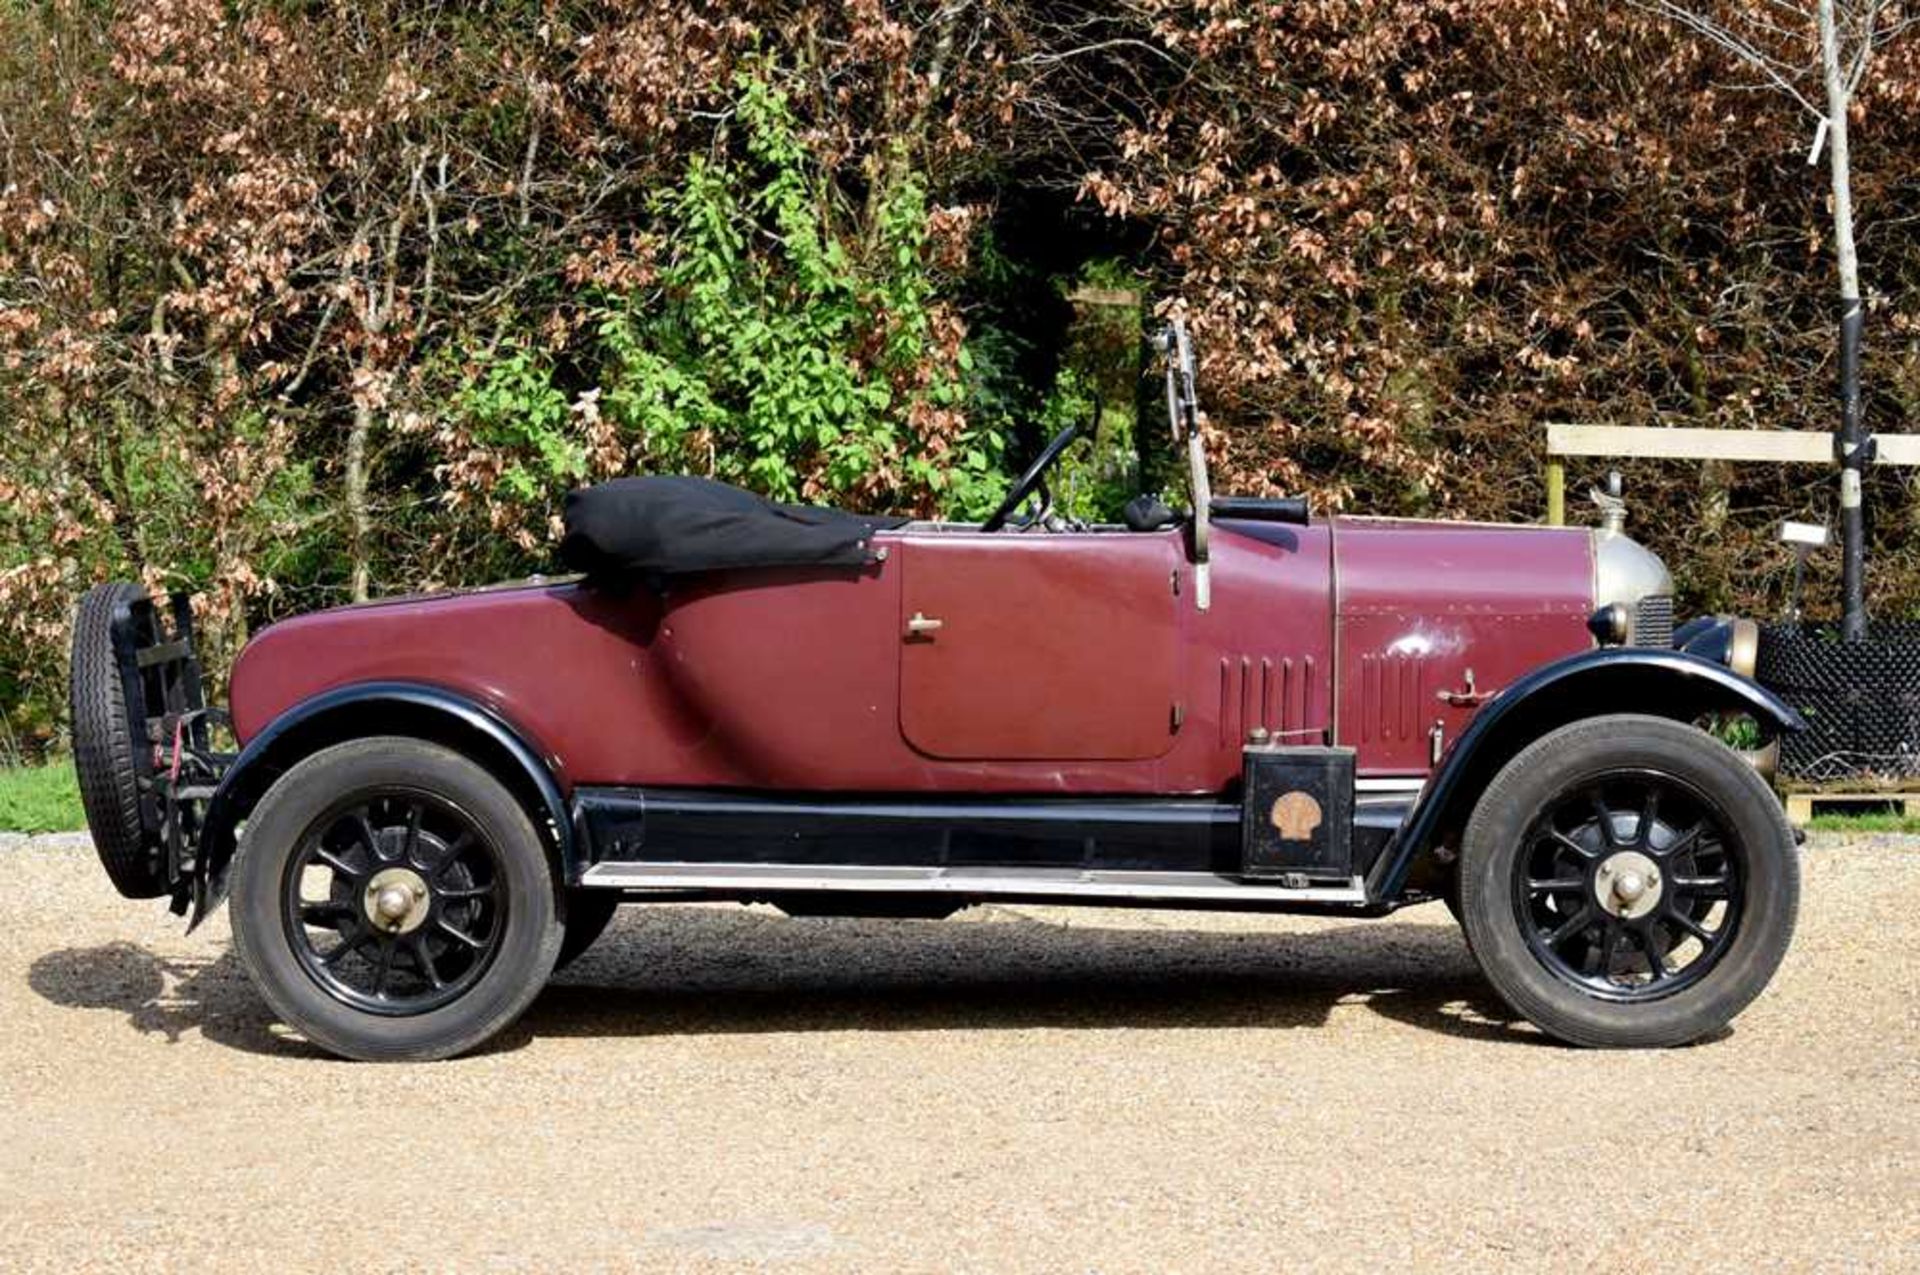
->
[981, 422, 1081, 533]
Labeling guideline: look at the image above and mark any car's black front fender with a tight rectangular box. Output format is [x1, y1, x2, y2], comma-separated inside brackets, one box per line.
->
[189, 681, 573, 928]
[1366, 648, 1804, 902]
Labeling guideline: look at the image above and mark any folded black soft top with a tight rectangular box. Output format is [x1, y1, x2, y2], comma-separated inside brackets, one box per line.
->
[558, 476, 908, 577]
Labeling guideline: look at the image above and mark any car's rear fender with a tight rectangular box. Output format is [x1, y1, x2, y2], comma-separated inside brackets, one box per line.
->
[189, 681, 573, 928]
[1366, 648, 1804, 901]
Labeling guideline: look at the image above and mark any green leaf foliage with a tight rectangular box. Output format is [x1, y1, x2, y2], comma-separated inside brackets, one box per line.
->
[592, 69, 1000, 517]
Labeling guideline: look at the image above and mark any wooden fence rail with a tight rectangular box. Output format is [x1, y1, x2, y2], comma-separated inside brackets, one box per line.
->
[1542, 425, 1920, 524]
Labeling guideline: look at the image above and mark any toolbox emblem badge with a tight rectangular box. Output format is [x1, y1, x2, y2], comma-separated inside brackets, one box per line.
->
[1270, 791, 1323, 841]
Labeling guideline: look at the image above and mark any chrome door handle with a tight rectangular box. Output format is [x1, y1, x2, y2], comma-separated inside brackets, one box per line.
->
[906, 612, 944, 636]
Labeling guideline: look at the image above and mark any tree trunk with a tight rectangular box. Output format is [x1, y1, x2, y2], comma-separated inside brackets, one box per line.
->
[345, 400, 373, 603]
[1820, 0, 1869, 641]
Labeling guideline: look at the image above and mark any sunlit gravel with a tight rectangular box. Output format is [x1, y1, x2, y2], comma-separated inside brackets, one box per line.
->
[1, 831, 1914, 1271]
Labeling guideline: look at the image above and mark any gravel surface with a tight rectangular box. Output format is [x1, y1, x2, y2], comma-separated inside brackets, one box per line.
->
[1, 830, 1915, 1272]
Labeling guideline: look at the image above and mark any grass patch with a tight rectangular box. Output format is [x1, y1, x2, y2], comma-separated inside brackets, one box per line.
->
[1804, 811, 1920, 835]
[0, 760, 85, 834]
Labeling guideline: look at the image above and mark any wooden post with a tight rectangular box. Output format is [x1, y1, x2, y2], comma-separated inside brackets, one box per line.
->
[1545, 459, 1566, 526]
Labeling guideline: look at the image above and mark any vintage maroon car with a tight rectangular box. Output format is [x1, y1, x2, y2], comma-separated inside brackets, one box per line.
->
[69, 322, 1800, 1061]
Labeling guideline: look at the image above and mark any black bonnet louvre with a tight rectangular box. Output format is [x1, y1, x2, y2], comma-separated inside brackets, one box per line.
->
[558, 476, 909, 578]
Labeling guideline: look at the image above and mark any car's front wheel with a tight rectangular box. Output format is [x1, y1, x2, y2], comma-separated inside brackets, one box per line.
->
[229, 738, 562, 1062]
[1458, 714, 1798, 1048]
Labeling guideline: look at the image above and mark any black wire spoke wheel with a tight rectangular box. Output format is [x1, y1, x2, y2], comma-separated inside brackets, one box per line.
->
[1458, 714, 1798, 1049]
[285, 791, 507, 1016]
[231, 738, 561, 1061]
[1515, 771, 1742, 1002]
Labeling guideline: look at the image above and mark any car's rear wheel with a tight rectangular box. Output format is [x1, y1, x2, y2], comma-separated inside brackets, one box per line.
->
[1458, 714, 1797, 1048]
[229, 738, 561, 1061]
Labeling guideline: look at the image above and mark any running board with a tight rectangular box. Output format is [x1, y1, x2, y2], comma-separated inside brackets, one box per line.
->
[577, 861, 1371, 907]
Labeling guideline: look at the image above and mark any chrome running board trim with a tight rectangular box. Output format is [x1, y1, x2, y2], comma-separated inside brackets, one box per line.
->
[1356, 777, 1425, 795]
[577, 861, 1370, 905]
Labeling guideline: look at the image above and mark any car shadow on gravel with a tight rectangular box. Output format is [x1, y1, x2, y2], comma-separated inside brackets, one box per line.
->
[27, 941, 335, 1060]
[25, 907, 1545, 1057]
[517, 904, 1546, 1048]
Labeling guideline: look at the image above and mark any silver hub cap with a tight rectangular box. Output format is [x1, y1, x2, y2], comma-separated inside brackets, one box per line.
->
[1594, 850, 1662, 920]
[364, 866, 431, 935]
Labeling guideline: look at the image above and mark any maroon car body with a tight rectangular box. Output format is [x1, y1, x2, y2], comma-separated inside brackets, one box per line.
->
[230, 518, 1595, 793]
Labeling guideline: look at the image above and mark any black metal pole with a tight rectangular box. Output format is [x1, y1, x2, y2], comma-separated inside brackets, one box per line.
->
[1838, 295, 1868, 641]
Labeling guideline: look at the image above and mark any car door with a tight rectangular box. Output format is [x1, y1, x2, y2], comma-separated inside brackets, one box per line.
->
[896, 531, 1184, 761]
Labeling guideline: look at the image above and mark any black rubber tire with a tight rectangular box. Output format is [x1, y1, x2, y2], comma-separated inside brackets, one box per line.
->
[555, 890, 620, 970]
[1458, 714, 1798, 1048]
[70, 582, 166, 899]
[229, 738, 562, 1062]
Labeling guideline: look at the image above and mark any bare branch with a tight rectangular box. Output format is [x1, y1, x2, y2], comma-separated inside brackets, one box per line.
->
[1634, 1, 1826, 117]
[1015, 37, 1184, 68]
[279, 293, 339, 399]
[518, 83, 541, 230]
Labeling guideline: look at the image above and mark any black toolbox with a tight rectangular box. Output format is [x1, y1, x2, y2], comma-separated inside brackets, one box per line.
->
[1241, 744, 1355, 881]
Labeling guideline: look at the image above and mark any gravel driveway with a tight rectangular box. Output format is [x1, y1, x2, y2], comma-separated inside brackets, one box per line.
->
[2, 831, 1915, 1271]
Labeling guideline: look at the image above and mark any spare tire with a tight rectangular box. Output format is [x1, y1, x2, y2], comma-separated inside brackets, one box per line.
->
[70, 582, 167, 898]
